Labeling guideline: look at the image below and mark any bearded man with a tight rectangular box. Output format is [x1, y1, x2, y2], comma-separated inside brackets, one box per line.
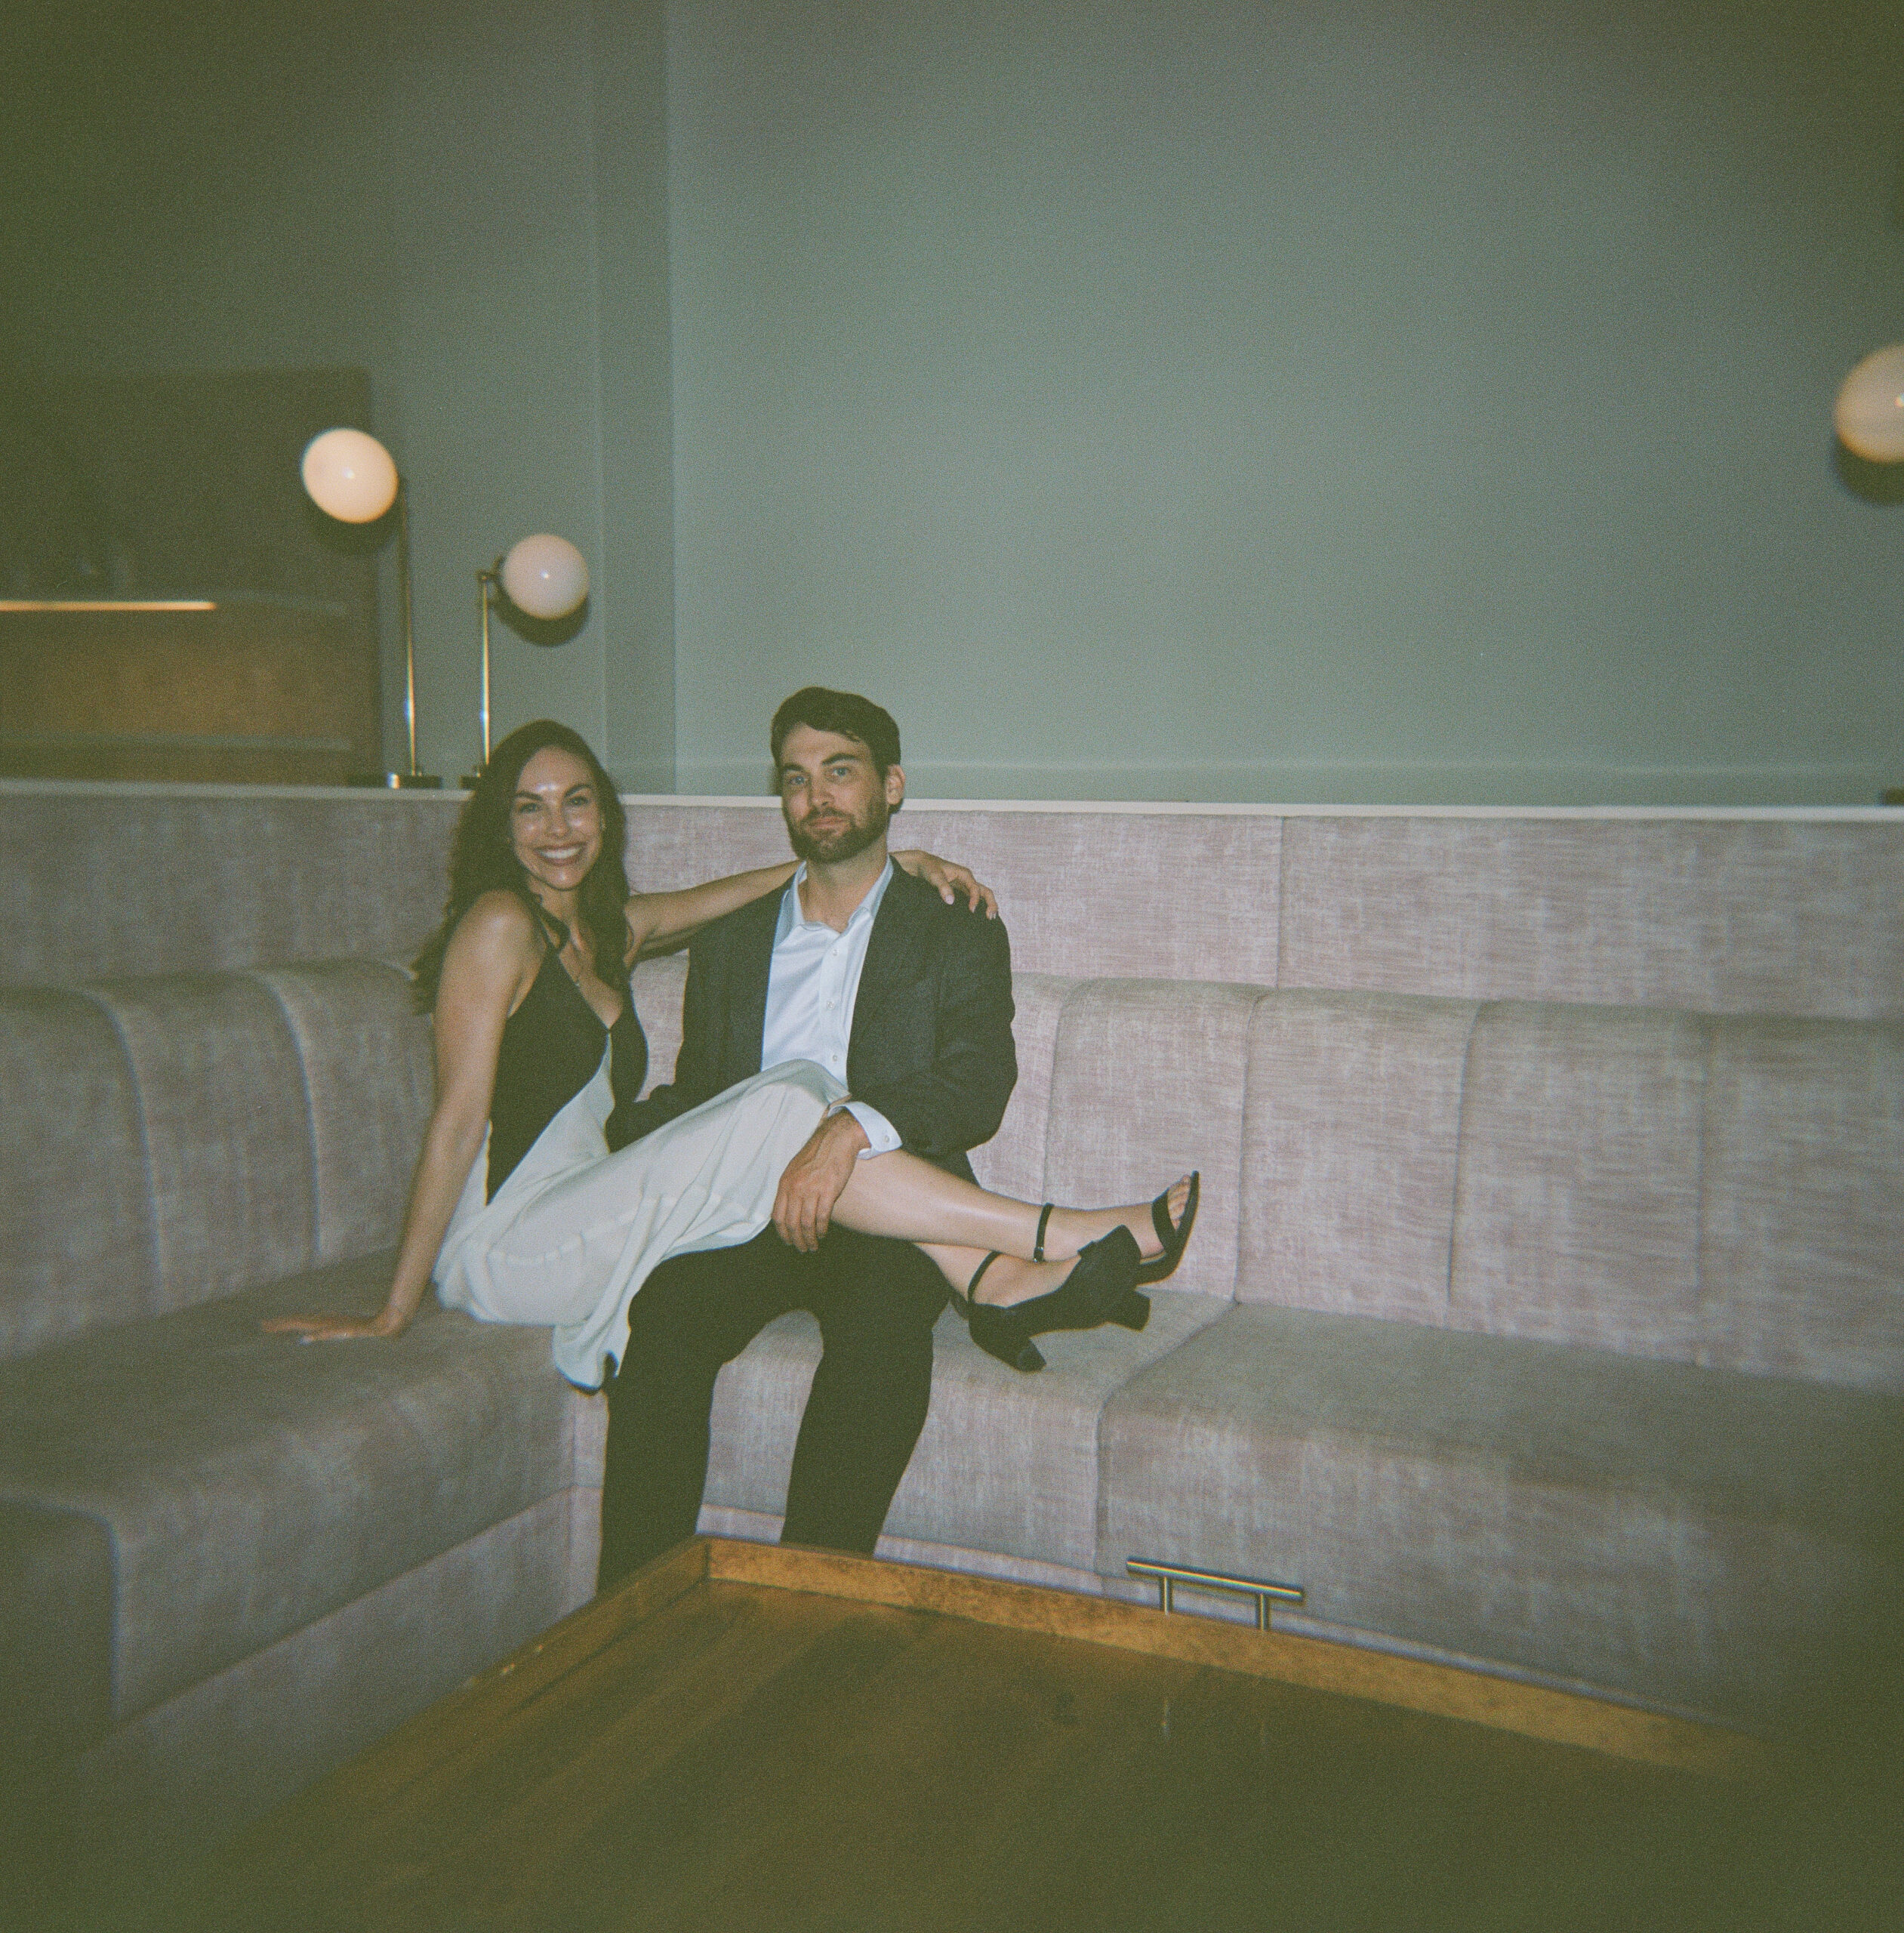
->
[596, 687, 1017, 1585]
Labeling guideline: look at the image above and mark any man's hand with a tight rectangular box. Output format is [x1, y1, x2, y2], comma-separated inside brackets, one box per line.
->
[772, 1109, 870, 1251]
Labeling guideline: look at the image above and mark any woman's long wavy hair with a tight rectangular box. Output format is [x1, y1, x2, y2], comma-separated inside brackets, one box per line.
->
[410, 720, 631, 1011]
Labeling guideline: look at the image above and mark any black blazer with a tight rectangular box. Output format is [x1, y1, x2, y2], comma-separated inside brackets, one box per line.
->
[615, 863, 1016, 1184]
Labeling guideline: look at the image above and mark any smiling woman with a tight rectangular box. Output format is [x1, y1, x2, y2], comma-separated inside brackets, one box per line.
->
[263, 717, 1197, 1390]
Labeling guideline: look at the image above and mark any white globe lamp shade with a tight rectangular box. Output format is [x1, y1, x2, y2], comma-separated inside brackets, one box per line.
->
[500, 533, 590, 621]
[300, 428, 400, 523]
[1834, 344, 1904, 464]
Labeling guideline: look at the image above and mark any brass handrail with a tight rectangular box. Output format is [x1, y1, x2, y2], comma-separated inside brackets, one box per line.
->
[1127, 1558, 1305, 1632]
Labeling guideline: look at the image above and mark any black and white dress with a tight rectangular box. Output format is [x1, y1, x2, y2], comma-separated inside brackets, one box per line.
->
[433, 951, 843, 1389]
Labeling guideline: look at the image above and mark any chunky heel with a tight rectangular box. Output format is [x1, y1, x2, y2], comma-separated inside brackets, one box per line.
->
[969, 1304, 1047, 1373]
[961, 1254, 1047, 1371]
[958, 1227, 1141, 1373]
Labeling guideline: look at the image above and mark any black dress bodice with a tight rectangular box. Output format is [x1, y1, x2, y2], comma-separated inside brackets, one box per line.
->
[487, 951, 648, 1201]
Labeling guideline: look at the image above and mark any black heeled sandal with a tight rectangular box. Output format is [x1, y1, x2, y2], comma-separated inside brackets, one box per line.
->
[1137, 1171, 1200, 1284]
[961, 1205, 1148, 1373]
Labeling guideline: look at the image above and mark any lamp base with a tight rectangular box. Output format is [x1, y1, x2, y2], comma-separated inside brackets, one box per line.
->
[347, 771, 444, 789]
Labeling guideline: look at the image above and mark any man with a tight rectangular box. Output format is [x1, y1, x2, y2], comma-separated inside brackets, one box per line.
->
[596, 686, 1015, 1587]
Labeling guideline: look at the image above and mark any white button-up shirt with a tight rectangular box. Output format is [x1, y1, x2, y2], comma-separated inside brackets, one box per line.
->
[759, 859, 901, 1158]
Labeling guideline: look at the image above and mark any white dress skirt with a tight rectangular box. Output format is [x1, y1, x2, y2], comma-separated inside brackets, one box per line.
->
[433, 1053, 848, 1389]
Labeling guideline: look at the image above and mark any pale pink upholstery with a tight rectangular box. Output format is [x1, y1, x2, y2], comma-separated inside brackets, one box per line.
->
[631, 952, 688, 1091]
[889, 809, 1287, 985]
[1448, 1003, 1711, 1359]
[0, 1259, 575, 1724]
[0, 988, 156, 1358]
[1240, 990, 1477, 1324]
[2, 786, 1900, 1853]
[966, 971, 1079, 1202]
[1277, 815, 1904, 1018]
[1098, 1306, 1902, 1728]
[78, 976, 316, 1318]
[1042, 979, 1259, 1303]
[248, 963, 434, 1266]
[10, 788, 1899, 1018]
[701, 1297, 1227, 1580]
[1699, 1016, 1904, 1389]
[0, 788, 457, 984]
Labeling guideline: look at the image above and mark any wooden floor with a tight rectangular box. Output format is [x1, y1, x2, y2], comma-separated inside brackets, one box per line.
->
[127, 1542, 1898, 1932]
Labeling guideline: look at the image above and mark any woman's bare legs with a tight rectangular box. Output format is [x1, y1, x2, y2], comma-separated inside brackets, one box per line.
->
[830, 1155, 1194, 1306]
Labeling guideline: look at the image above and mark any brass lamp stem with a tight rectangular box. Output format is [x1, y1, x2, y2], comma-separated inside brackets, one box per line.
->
[462, 562, 505, 790]
[478, 566, 498, 769]
[398, 483, 419, 778]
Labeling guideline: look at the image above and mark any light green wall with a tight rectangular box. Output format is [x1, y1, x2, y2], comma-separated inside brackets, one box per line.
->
[2, 0, 675, 788]
[665, 0, 1903, 803]
[5, 2, 1899, 803]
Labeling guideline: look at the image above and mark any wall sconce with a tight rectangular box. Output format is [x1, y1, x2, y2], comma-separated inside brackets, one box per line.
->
[464, 534, 590, 788]
[300, 427, 440, 788]
[1833, 344, 1904, 805]
[1835, 344, 1904, 463]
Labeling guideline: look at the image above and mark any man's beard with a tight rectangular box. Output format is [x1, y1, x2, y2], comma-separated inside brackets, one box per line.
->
[784, 792, 891, 865]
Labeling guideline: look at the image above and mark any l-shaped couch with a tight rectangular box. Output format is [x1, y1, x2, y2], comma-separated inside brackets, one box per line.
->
[2, 786, 1900, 1867]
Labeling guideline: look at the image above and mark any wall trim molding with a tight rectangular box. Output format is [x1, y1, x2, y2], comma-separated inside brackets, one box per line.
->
[670, 756, 1899, 812]
[6, 776, 1899, 824]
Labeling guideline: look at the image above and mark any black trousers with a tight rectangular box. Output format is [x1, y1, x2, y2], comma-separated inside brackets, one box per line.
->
[596, 1222, 949, 1591]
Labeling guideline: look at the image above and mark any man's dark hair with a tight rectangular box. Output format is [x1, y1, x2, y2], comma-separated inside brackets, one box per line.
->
[770, 686, 902, 779]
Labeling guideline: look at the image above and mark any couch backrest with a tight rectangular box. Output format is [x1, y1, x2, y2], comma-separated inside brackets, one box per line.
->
[641, 959, 1902, 1389]
[1237, 988, 1904, 1391]
[11, 953, 1895, 1390]
[0, 961, 431, 1361]
[7, 787, 1901, 1019]
[0, 988, 160, 1358]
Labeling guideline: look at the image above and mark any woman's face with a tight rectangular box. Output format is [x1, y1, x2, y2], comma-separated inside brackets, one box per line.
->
[509, 746, 604, 902]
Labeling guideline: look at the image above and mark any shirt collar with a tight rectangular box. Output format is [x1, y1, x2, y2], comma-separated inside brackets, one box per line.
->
[775, 856, 895, 945]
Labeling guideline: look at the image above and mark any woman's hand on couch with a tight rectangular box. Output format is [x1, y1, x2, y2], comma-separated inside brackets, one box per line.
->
[262, 1306, 411, 1343]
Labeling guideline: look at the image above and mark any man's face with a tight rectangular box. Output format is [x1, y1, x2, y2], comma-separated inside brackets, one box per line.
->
[778, 724, 904, 865]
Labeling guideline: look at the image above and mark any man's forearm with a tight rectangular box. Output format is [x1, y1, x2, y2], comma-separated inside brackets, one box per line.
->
[772, 1108, 868, 1250]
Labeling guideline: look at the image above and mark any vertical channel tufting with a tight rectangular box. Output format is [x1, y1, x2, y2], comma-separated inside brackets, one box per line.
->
[1698, 1015, 1904, 1389]
[966, 971, 1080, 1203]
[1273, 813, 1292, 991]
[1037, 978, 1092, 1205]
[248, 973, 324, 1263]
[1234, 984, 1274, 1304]
[1445, 1000, 1484, 1320]
[0, 987, 160, 1356]
[1447, 1002, 1708, 1359]
[79, 974, 317, 1315]
[1044, 979, 1259, 1302]
[1691, 1012, 1715, 1369]
[246, 963, 433, 1265]
[1240, 990, 1477, 1321]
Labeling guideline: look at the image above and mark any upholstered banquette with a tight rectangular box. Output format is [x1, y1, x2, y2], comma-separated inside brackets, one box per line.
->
[1, 785, 1899, 1866]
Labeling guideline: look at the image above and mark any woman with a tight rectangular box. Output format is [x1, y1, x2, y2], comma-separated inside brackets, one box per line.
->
[266, 721, 1197, 1386]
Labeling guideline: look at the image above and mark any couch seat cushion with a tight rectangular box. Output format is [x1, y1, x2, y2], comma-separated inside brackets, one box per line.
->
[0, 1500, 114, 1756]
[705, 1290, 1230, 1574]
[0, 1257, 583, 1725]
[1098, 1306, 1904, 1728]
